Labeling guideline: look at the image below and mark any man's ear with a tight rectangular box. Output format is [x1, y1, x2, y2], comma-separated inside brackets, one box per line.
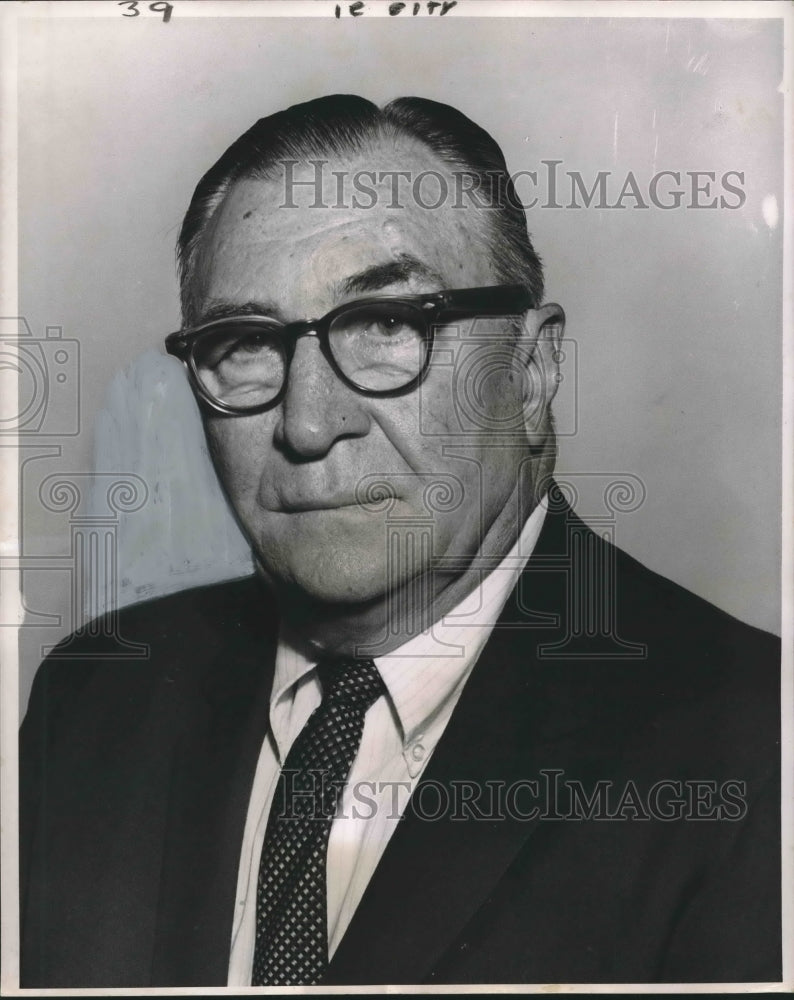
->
[517, 303, 566, 448]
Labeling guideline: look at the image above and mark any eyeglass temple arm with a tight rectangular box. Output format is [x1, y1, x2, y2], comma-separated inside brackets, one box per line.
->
[435, 284, 534, 315]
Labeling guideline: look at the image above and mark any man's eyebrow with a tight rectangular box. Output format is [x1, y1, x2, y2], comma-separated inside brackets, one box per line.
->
[197, 299, 287, 324]
[339, 254, 445, 297]
[194, 254, 444, 325]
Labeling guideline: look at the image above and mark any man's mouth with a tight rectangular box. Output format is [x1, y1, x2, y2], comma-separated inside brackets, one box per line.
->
[272, 491, 397, 514]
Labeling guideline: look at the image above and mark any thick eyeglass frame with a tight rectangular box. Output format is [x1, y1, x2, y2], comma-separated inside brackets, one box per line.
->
[164, 283, 534, 416]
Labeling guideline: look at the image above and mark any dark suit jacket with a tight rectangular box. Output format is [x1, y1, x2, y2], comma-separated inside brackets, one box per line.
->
[19, 495, 781, 986]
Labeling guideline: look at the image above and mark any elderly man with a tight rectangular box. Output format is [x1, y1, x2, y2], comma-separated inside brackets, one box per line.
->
[20, 95, 780, 987]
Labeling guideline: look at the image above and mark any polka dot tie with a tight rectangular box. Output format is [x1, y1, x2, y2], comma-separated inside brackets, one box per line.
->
[251, 657, 385, 986]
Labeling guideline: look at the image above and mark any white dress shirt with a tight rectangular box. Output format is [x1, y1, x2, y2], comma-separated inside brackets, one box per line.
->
[227, 496, 548, 985]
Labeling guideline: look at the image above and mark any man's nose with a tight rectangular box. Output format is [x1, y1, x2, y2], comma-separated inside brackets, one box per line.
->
[273, 334, 371, 459]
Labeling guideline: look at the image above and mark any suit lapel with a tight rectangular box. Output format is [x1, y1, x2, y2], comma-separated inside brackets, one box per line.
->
[326, 491, 616, 984]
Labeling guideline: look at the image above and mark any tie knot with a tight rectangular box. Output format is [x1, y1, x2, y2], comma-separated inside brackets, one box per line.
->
[316, 656, 385, 713]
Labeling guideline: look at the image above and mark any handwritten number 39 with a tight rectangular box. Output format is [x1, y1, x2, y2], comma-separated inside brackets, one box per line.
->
[118, 1, 173, 22]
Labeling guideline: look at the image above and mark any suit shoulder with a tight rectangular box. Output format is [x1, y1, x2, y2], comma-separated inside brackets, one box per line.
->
[602, 538, 781, 774]
[535, 510, 781, 770]
[22, 575, 275, 730]
[611, 539, 779, 667]
[57, 573, 271, 650]
[549, 506, 779, 678]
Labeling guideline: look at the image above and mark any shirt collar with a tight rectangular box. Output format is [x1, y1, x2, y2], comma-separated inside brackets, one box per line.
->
[374, 494, 547, 748]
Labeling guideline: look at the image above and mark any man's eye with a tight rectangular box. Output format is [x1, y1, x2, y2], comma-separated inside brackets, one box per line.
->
[197, 327, 280, 370]
[366, 314, 412, 337]
[224, 331, 270, 359]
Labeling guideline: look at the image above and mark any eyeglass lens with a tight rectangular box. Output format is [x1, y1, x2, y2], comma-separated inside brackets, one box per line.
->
[191, 302, 428, 409]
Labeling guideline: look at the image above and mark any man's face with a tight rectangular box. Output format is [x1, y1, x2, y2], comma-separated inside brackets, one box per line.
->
[192, 142, 548, 611]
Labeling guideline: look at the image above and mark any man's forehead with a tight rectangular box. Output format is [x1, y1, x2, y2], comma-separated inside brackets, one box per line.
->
[195, 143, 496, 305]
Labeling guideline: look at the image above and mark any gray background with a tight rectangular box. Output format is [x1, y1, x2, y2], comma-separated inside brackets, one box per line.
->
[17, 12, 783, 711]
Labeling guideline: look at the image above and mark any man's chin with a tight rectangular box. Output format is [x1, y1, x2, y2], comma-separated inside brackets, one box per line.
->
[252, 538, 391, 609]
[263, 564, 392, 610]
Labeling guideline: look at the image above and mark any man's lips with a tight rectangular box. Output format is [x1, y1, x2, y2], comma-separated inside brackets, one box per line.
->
[268, 492, 397, 513]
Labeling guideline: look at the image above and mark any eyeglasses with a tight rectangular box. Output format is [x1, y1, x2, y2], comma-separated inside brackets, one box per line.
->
[164, 284, 533, 416]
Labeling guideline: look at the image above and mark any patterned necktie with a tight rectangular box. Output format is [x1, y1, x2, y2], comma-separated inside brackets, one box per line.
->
[251, 657, 385, 986]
